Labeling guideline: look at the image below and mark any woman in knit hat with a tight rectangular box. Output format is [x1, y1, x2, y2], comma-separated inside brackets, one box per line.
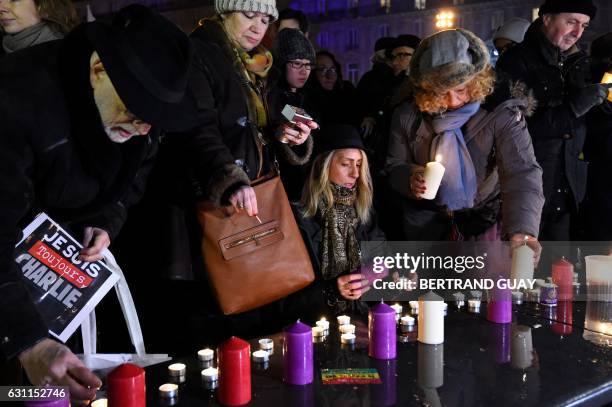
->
[285, 124, 385, 319]
[1, 0, 80, 55]
[269, 27, 319, 200]
[386, 29, 543, 261]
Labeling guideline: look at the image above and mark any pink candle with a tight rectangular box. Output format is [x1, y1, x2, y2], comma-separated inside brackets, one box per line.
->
[552, 258, 574, 300]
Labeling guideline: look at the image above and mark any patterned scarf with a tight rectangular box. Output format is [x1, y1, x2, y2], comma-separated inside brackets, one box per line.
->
[236, 46, 273, 128]
[319, 184, 362, 281]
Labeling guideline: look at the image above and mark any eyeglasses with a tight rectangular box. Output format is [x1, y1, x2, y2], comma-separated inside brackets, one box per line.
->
[316, 67, 338, 76]
[288, 61, 316, 71]
[392, 52, 413, 60]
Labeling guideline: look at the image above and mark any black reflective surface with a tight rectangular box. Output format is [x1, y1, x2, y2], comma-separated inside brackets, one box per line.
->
[139, 306, 612, 407]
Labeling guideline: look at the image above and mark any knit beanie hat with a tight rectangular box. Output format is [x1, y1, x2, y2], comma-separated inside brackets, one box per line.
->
[275, 28, 315, 64]
[215, 0, 279, 21]
[538, 0, 597, 19]
[410, 28, 490, 91]
[492, 17, 530, 44]
[315, 124, 364, 157]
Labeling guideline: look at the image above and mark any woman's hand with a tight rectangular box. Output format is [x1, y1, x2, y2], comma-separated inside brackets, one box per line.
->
[337, 274, 369, 300]
[228, 185, 258, 216]
[277, 121, 318, 146]
[410, 167, 427, 198]
[509, 234, 542, 267]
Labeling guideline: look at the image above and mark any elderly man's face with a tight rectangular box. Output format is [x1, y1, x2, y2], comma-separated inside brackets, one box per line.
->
[0, 0, 41, 34]
[89, 52, 151, 143]
[542, 13, 590, 52]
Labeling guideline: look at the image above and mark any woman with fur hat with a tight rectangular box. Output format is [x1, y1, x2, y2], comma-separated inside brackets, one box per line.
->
[1, 0, 79, 55]
[286, 124, 385, 319]
[386, 29, 544, 259]
[268, 27, 319, 200]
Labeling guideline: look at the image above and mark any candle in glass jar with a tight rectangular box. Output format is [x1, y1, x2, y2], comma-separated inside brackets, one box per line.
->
[218, 336, 251, 406]
[552, 257, 574, 300]
[422, 155, 445, 200]
[418, 292, 445, 344]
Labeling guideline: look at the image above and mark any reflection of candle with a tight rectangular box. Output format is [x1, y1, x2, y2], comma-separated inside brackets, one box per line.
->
[417, 343, 444, 389]
[511, 242, 534, 285]
[512, 291, 524, 305]
[584, 301, 612, 345]
[159, 383, 179, 399]
[510, 325, 533, 370]
[602, 72, 612, 102]
[337, 315, 350, 325]
[198, 348, 214, 362]
[488, 323, 511, 364]
[418, 292, 445, 344]
[371, 359, 397, 406]
[422, 155, 445, 200]
[339, 324, 355, 334]
[107, 363, 146, 407]
[341, 333, 356, 344]
[369, 301, 397, 359]
[553, 258, 574, 300]
[252, 350, 269, 363]
[283, 320, 313, 385]
[552, 301, 573, 335]
[218, 336, 251, 406]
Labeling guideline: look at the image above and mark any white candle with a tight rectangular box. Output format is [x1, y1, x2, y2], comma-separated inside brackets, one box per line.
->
[159, 383, 179, 398]
[259, 338, 274, 351]
[168, 363, 186, 377]
[201, 367, 218, 382]
[418, 291, 445, 345]
[312, 326, 325, 337]
[91, 399, 108, 407]
[316, 318, 330, 331]
[468, 299, 481, 311]
[511, 242, 535, 285]
[337, 315, 350, 325]
[197, 348, 214, 362]
[422, 155, 445, 200]
[510, 325, 533, 370]
[400, 315, 415, 326]
[339, 324, 355, 334]
[391, 303, 403, 315]
[409, 300, 420, 314]
[469, 290, 482, 300]
[586, 255, 612, 301]
[341, 333, 356, 344]
[252, 349, 269, 363]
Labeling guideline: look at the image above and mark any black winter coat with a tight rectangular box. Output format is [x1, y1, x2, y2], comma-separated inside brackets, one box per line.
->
[497, 20, 594, 214]
[0, 39, 158, 361]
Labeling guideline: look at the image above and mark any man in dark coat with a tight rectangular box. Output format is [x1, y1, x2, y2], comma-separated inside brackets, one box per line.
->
[496, 0, 610, 240]
[0, 5, 194, 403]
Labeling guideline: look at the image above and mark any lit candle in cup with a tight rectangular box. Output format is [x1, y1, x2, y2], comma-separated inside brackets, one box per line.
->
[159, 383, 179, 399]
[337, 315, 350, 326]
[468, 299, 481, 312]
[316, 318, 330, 332]
[198, 348, 214, 363]
[312, 326, 325, 337]
[341, 333, 356, 344]
[91, 400, 108, 407]
[201, 367, 218, 390]
[168, 363, 186, 377]
[452, 292, 465, 308]
[339, 324, 355, 334]
[422, 155, 445, 200]
[400, 315, 415, 333]
[259, 338, 274, 354]
[252, 350, 269, 363]
[391, 303, 403, 315]
[409, 301, 419, 315]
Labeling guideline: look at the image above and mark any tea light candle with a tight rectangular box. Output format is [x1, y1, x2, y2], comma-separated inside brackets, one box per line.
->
[452, 292, 465, 308]
[339, 324, 355, 334]
[259, 338, 274, 352]
[422, 154, 445, 200]
[391, 303, 403, 315]
[316, 318, 330, 332]
[168, 363, 186, 377]
[312, 326, 325, 337]
[409, 301, 419, 314]
[107, 363, 146, 407]
[198, 348, 214, 362]
[468, 299, 481, 312]
[400, 315, 415, 333]
[201, 367, 219, 390]
[470, 290, 482, 300]
[337, 315, 350, 326]
[90, 399, 108, 407]
[512, 291, 524, 305]
[418, 291, 445, 345]
[159, 383, 179, 399]
[341, 333, 356, 344]
[252, 350, 269, 363]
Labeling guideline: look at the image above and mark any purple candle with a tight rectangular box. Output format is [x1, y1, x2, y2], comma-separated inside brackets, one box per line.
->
[487, 285, 512, 324]
[368, 301, 397, 360]
[24, 388, 69, 407]
[488, 323, 511, 364]
[283, 320, 313, 385]
[371, 359, 397, 406]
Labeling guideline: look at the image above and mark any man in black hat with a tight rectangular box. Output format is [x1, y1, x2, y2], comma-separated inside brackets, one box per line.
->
[0, 4, 194, 403]
[497, 0, 611, 240]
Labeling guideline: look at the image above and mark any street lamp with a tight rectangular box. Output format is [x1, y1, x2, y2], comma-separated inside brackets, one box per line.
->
[435, 10, 455, 29]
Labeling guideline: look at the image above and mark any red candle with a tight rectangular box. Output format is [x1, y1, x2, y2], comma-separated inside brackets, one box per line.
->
[552, 301, 573, 335]
[552, 258, 574, 300]
[218, 336, 251, 406]
[107, 363, 145, 407]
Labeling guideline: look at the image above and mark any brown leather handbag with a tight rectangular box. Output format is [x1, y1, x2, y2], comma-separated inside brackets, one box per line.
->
[196, 173, 315, 315]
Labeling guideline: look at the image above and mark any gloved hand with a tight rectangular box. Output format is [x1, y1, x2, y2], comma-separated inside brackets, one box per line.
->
[570, 83, 612, 117]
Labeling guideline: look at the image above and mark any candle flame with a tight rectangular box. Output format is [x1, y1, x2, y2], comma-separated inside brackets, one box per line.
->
[435, 154, 442, 163]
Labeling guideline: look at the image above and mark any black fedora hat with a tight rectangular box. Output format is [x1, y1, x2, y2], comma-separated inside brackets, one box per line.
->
[85, 4, 196, 132]
[315, 124, 365, 157]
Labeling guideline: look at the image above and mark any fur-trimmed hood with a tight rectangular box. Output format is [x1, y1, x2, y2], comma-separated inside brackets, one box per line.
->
[483, 79, 537, 118]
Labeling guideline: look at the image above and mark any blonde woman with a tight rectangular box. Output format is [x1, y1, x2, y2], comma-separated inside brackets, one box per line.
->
[386, 29, 543, 259]
[288, 124, 384, 318]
